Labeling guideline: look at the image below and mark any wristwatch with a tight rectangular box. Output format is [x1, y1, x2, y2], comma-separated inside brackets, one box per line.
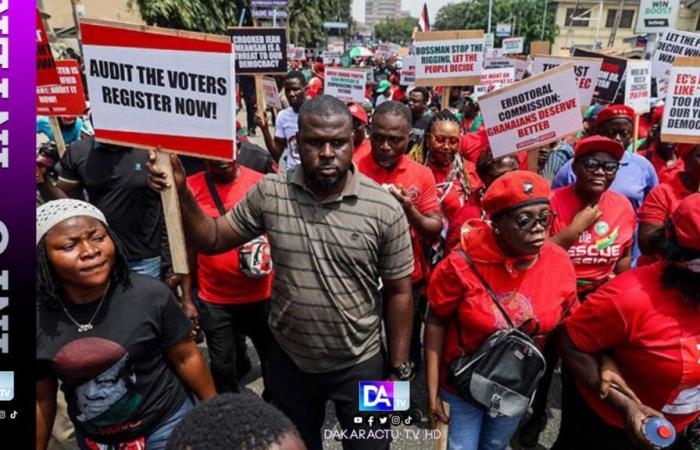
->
[391, 361, 416, 381]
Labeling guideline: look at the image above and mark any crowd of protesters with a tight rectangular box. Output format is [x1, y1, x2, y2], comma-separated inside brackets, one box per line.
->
[34, 46, 700, 450]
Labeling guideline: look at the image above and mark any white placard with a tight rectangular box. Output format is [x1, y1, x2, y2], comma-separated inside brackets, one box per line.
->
[479, 67, 515, 91]
[625, 60, 652, 114]
[324, 68, 367, 103]
[414, 38, 484, 85]
[479, 63, 582, 157]
[660, 59, 700, 144]
[652, 29, 700, 98]
[532, 55, 602, 108]
[636, 0, 680, 33]
[502, 37, 524, 55]
[400, 55, 416, 85]
[322, 51, 341, 65]
[262, 76, 282, 109]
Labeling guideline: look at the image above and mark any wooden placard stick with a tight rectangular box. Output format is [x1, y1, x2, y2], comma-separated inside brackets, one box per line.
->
[255, 75, 267, 126]
[156, 151, 189, 275]
[441, 86, 451, 111]
[434, 401, 450, 450]
[48, 117, 68, 158]
[633, 114, 640, 152]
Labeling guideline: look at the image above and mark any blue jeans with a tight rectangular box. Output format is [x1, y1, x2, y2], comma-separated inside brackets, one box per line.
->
[128, 256, 161, 279]
[77, 397, 193, 450]
[440, 389, 522, 450]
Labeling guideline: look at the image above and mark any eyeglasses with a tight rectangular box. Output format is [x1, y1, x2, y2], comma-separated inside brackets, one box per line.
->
[580, 158, 620, 175]
[512, 210, 556, 231]
[430, 134, 460, 146]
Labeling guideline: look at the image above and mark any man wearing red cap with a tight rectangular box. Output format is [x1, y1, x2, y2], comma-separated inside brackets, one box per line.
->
[348, 103, 371, 162]
[638, 143, 700, 264]
[550, 135, 637, 294]
[554, 193, 700, 450]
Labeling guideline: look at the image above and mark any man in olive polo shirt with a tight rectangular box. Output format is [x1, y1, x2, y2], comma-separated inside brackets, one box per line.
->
[147, 95, 414, 450]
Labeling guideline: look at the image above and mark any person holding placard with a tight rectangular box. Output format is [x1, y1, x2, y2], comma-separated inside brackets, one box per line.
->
[407, 87, 433, 155]
[256, 71, 307, 172]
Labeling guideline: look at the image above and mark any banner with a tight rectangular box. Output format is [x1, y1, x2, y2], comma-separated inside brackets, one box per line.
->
[496, 23, 512, 38]
[36, 60, 88, 116]
[652, 29, 700, 98]
[229, 27, 287, 75]
[262, 76, 282, 109]
[479, 63, 582, 157]
[36, 9, 59, 87]
[660, 57, 700, 144]
[414, 30, 484, 86]
[532, 55, 602, 107]
[636, 0, 680, 33]
[502, 37, 524, 55]
[80, 20, 236, 160]
[400, 55, 416, 85]
[322, 51, 340, 65]
[572, 48, 627, 103]
[625, 60, 652, 114]
[324, 68, 367, 103]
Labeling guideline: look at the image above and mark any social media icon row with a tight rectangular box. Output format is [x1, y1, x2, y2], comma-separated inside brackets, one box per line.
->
[353, 414, 412, 426]
[0, 410, 17, 419]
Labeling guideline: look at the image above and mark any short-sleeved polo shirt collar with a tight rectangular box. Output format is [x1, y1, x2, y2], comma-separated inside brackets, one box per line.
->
[289, 163, 360, 203]
[363, 154, 410, 177]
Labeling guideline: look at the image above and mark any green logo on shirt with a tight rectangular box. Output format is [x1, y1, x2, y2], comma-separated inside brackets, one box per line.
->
[594, 221, 610, 236]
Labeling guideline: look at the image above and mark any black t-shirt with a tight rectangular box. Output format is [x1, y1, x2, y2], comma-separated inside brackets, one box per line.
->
[410, 113, 432, 151]
[36, 274, 192, 443]
[59, 137, 164, 260]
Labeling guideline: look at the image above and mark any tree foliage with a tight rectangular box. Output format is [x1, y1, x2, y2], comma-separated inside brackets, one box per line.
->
[433, 0, 558, 51]
[374, 17, 418, 45]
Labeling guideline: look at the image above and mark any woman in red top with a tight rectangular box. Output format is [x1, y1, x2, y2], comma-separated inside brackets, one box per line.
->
[555, 194, 700, 450]
[426, 171, 577, 450]
[410, 110, 483, 261]
[550, 135, 636, 296]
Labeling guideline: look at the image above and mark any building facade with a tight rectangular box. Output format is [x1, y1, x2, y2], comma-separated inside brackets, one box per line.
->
[365, 0, 402, 26]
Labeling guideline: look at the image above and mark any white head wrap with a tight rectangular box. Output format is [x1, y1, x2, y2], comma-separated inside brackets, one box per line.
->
[36, 199, 107, 246]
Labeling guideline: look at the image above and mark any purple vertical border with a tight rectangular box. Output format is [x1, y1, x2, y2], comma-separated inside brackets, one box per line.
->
[0, 1, 35, 444]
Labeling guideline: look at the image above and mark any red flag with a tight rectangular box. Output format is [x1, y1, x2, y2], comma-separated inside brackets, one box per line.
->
[418, 3, 430, 32]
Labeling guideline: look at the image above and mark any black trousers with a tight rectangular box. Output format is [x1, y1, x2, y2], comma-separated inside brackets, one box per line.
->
[266, 339, 391, 450]
[196, 294, 273, 394]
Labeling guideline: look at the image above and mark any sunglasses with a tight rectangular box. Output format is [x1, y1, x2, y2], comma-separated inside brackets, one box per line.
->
[580, 158, 620, 175]
[430, 134, 460, 146]
[512, 210, 556, 231]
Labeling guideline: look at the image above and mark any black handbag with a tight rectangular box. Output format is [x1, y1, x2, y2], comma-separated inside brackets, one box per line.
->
[446, 249, 546, 418]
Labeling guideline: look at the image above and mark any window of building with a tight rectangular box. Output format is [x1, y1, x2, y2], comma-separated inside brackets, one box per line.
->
[605, 9, 635, 28]
[565, 8, 591, 27]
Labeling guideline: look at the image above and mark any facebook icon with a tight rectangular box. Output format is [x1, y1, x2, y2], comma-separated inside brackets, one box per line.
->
[358, 381, 410, 412]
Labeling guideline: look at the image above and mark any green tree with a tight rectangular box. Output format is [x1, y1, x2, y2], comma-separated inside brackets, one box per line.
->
[130, 0, 247, 33]
[433, 0, 558, 51]
[374, 17, 418, 45]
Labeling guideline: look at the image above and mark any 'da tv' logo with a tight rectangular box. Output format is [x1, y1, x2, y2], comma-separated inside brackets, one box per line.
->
[358, 381, 410, 411]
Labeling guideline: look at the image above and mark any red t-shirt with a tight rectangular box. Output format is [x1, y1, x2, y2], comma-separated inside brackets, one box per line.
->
[357, 154, 440, 283]
[352, 138, 372, 163]
[428, 160, 483, 254]
[639, 172, 692, 226]
[187, 167, 272, 304]
[648, 146, 685, 185]
[566, 262, 700, 431]
[428, 221, 578, 393]
[550, 185, 636, 291]
[459, 128, 490, 163]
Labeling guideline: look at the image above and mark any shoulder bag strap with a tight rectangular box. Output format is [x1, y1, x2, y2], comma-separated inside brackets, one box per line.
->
[455, 248, 515, 329]
[204, 172, 227, 217]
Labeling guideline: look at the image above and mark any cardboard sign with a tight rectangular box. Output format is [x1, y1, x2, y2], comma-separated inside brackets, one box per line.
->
[36, 9, 59, 87]
[572, 48, 627, 103]
[229, 27, 287, 75]
[652, 30, 700, 98]
[479, 67, 515, 91]
[502, 37, 524, 55]
[37, 60, 88, 116]
[530, 40, 550, 56]
[414, 30, 484, 87]
[479, 63, 582, 157]
[636, 0, 680, 33]
[322, 51, 340, 65]
[400, 55, 416, 85]
[324, 68, 367, 103]
[625, 60, 652, 114]
[532, 55, 602, 107]
[510, 56, 531, 81]
[80, 20, 236, 160]
[262, 76, 282, 109]
[661, 57, 700, 144]
[496, 23, 512, 38]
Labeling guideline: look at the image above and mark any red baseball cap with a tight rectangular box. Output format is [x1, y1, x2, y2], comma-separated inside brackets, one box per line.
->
[575, 135, 625, 161]
[482, 170, 551, 217]
[676, 143, 699, 160]
[595, 104, 635, 126]
[348, 103, 368, 125]
[670, 194, 700, 251]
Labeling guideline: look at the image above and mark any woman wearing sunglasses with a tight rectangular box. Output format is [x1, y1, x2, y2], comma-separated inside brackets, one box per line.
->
[550, 135, 637, 297]
[425, 171, 577, 450]
[410, 110, 482, 260]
